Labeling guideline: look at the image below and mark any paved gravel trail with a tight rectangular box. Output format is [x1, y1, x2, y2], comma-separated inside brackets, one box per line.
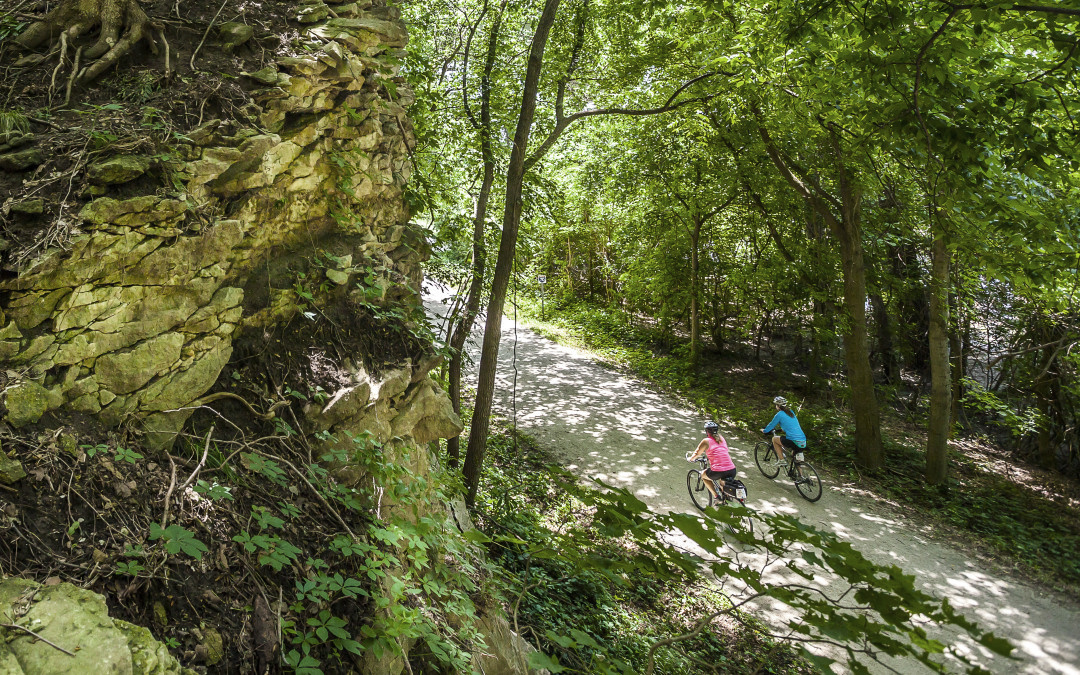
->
[426, 287, 1079, 674]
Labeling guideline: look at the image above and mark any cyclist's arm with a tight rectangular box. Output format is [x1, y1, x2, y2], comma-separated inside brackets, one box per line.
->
[762, 411, 782, 435]
[688, 438, 709, 461]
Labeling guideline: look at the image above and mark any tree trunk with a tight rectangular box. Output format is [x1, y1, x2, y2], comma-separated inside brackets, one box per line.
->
[835, 166, 884, 470]
[925, 232, 951, 484]
[870, 292, 898, 385]
[446, 2, 504, 469]
[949, 292, 964, 431]
[1035, 340, 1058, 470]
[756, 123, 883, 468]
[690, 220, 701, 367]
[463, 0, 561, 507]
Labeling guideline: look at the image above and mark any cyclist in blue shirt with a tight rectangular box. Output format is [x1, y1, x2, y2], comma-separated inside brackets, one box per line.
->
[762, 396, 807, 462]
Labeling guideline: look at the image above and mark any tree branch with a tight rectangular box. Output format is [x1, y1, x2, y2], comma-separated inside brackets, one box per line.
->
[461, 0, 489, 131]
[523, 70, 733, 172]
[554, 0, 590, 122]
[755, 117, 844, 230]
[912, 7, 959, 167]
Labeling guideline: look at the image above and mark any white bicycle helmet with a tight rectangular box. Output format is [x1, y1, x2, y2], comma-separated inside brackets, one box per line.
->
[773, 396, 788, 406]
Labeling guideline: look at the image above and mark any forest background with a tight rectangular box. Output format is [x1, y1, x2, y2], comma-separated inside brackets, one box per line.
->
[406, 0, 1080, 666]
[0, 0, 1077, 672]
[404, 0, 1080, 563]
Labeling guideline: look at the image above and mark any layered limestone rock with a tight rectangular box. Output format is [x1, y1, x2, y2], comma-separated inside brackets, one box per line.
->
[0, 0, 450, 454]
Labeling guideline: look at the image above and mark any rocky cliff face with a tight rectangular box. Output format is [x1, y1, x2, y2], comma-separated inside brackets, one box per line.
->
[0, 2, 556, 672]
[0, 0, 459, 454]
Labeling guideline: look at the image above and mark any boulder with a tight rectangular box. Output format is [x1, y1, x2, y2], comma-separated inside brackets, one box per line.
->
[3, 380, 52, 427]
[389, 379, 462, 445]
[219, 22, 254, 51]
[140, 342, 233, 412]
[0, 578, 196, 674]
[0, 148, 43, 171]
[473, 612, 550, 675]
[9, 199, 44, 216]
[87, 156, 151, 185]
[0, 452, 26, 484]
[306, 379, 372, 430]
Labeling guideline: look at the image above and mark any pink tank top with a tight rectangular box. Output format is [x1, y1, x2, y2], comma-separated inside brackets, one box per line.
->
[705, 436, 735, 472]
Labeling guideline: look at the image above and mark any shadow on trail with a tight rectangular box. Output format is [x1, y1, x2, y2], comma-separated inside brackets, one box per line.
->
[425, 286, 1079, 675]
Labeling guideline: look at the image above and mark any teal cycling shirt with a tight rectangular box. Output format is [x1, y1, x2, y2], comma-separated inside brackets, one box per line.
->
[763, 411, 807, 448]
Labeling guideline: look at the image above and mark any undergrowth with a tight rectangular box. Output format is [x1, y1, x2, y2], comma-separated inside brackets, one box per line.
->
[472, 419, 813, 674]
[514, 297, 1080, 594]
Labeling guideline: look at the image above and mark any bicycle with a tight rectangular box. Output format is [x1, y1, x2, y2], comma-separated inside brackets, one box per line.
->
[686, 454, 754, 534]
[754, 435, 823, 502]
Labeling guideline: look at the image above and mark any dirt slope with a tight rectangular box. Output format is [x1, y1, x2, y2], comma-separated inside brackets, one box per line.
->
[426, 284, 1080, 675]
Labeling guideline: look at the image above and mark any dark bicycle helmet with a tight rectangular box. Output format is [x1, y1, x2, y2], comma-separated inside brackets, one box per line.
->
[773, 396, 788, 406]
[704, 421, 719, 434]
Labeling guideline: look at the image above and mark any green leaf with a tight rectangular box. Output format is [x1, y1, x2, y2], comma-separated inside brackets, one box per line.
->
[527, 652, 567, 673]
[978, 632, 1015, 657]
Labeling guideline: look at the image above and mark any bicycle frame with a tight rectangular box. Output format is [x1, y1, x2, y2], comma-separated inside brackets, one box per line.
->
[692, 456, 745, 502]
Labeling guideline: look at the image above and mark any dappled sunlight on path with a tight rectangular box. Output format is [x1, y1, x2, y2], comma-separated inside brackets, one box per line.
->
[425, 285, 1079, 675]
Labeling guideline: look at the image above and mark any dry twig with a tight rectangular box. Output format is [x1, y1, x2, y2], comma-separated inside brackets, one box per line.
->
[180, 425, 215, 491]
[160, 29, 171, 80]
[63, 46, 83, 107]
[48, 32, 68, 104]
[0, 623, 76, 657]
[190, 0, 230, 71]
[160, 455, 179, 529]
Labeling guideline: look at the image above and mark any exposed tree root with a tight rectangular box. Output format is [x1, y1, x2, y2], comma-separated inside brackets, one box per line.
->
[15, 0, 161, 85]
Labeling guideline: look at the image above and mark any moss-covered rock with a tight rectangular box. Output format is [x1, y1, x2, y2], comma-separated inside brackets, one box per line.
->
[218, 22, 254, 51]
[0, 148, 43, 171]
[94, 332, 185, 395]
[3, 380, 52, 427]
[87, 155, 151, 185]
[0, 578, 196, 674]
[0, 451, 26, 484]
[9, 199, 44, 216]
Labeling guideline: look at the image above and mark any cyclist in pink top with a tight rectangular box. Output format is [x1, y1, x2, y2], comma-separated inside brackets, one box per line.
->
[686, 421, 737, 503]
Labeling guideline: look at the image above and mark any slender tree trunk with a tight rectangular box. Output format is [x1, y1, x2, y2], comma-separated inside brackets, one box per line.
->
[870, 292, 898, 385]
[949, 292, 964, 431]
[690, 221, 701, 368]
[836, 167, 884, 470]
[446, 2, 504, 468]
[463, 0, 561, 506]
[1035, 339, 1058, 470]
[925, 231, 951, 484]
[756, 123, 883, 467]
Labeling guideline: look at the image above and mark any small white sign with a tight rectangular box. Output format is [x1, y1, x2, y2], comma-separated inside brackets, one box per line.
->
[537, 275, 547, 285]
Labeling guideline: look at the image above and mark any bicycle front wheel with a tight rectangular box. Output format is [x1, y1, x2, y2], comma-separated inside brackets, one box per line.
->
[754, 442, 781, 479]
[687, 470, 713, 510]
[793, 463, 823, 502]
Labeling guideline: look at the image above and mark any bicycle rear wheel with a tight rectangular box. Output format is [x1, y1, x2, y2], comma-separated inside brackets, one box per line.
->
[793, 463, 823, 502]
[687, 470, 713, 510]
[718, 494, 754, 535]
[754, 442, 781, 478]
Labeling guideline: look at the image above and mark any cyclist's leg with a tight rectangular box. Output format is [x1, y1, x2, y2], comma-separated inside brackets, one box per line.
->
[771, 434, 785, 461]
[780, 438, 802, 475]
[703, 469, 721, 500]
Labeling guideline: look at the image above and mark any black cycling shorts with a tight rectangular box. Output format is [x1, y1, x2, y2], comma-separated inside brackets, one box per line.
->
[705, 468, 737, 481]
[780, 437, 806, 452]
